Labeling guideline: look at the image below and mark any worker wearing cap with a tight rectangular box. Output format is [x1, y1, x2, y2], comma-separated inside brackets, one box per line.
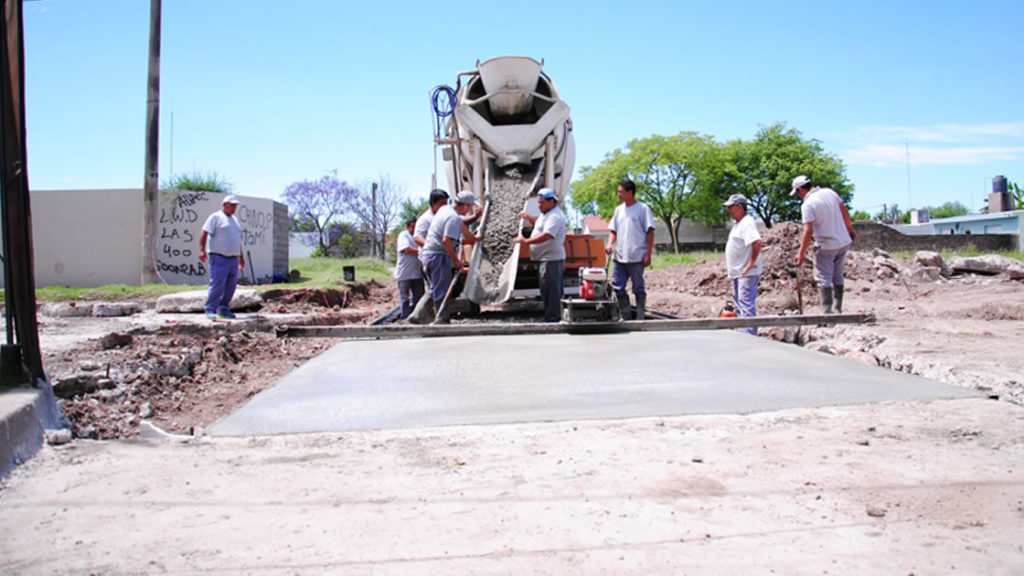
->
[791, 175, 856, 314]
[605, 177, 656, 320]
[420, 190, 482, 322]
[394, 218, 425, 319]
[198, 194, 245, 320]
[723, 194, 763, 335]
[516, 188, 567, 322]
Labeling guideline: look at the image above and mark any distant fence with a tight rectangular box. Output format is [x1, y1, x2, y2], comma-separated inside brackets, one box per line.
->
[851, 222, 1017, 253]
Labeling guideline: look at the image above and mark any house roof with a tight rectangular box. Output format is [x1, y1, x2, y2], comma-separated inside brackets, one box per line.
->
[583, 215, 610, 232]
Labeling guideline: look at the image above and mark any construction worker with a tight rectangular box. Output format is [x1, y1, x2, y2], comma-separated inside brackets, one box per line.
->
[420, 190, 482, 323]
[605, 177, 655, 320]
[792, 175, 857, 314]
[516, 188, 567, 322]
[198, 195, 244, 321]
[723, 194, 763, 335]
[394, 218, 425, 319]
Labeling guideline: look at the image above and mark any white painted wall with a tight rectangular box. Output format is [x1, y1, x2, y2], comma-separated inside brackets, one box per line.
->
[1, 189, 286, 288]
[154, 190, 278, 285]
[30, 189, 144, 288]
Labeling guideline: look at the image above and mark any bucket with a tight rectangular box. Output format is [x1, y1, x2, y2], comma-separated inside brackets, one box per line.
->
[343, 266, 355, 282]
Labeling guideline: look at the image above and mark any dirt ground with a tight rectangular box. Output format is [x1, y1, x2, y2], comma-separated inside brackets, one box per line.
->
[3, 225, 1024, 573]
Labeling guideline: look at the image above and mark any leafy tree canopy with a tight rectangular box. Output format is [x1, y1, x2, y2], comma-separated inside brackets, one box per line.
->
[709, 123, 852, 227]
[927, 201, 970, 219]
[570, 131, 718, 252]
[282, 174, 358, 255]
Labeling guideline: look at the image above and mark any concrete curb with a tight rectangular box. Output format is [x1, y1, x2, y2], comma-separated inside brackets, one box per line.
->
[0, 389, 45, 478]
[1, 379, 69, 478]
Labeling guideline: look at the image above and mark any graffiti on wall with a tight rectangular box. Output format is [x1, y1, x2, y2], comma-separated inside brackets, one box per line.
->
[155, 191, 275, 285]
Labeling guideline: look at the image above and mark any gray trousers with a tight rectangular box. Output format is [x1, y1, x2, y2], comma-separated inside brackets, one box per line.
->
[814, 245, 849, 288]
[537, 259, 565, 322]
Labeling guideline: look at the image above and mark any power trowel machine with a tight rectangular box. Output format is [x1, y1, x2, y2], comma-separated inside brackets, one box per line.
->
[561, 266, 621, 323]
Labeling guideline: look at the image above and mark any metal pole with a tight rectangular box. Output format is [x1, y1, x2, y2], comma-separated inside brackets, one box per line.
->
[141, 0, 161, 284]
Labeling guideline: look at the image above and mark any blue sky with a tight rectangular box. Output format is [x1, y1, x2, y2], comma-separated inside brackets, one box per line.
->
[22, 0, 1024, 217]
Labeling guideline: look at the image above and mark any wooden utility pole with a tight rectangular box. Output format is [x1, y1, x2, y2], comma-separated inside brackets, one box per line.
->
[141, 0, 161, 284]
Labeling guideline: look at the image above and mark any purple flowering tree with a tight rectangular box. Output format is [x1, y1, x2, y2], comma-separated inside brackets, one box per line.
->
[282, 174, 358, 255]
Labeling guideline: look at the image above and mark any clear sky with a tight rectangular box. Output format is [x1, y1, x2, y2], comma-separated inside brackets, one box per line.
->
[22, 0, 1024, 217]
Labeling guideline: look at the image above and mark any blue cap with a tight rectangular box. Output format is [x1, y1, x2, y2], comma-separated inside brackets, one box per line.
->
[537, 188, 556, 200]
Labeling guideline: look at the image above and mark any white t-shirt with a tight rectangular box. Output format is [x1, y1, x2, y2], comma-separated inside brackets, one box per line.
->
[202, 210, 242, 256]
[801, 187, 852, 250]
[421, 205, 462, 256]
[529, 206, 566, 262]
[394, 229, 422, 280]
[725, 213, 762, 278]
[609, 201, 655, 263]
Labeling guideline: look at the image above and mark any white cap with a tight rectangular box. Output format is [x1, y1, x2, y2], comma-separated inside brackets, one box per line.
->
[790, 175, 811, 196]
[223, 194, 240, 204]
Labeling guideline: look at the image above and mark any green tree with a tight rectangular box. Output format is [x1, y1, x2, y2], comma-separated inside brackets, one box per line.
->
[162, 169, 233, 194]
[398, 197, 428, 229]
[928, 201, 970, 219]
[710, 123, 853, 227]
[570, 131, 717, 253]
[851, 210, 872, 221]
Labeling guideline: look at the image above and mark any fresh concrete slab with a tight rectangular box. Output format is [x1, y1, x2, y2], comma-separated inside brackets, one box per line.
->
[208, 330, 978, 437]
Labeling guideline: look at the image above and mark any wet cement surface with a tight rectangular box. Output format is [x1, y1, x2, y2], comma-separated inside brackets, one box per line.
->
[207, 330, 978, 436]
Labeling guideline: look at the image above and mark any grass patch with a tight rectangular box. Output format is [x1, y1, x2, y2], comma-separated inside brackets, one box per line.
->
[0, 256, 396, 303]
[285, 256, 394, 286]
[651, 251, 721, 270]
[889, 249, 1024, 262]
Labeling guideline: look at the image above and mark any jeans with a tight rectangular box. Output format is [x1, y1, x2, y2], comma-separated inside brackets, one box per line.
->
[611, 260, 646, 297]
[423, 252, 454, 308]
[205, 253, 239, 315]
[732, 275, 759, 336]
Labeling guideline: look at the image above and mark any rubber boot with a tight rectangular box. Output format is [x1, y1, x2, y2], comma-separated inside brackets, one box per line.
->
[635, 295, 646, 321]
[617, 293, 632, 321]
[833, 284, 844, 314]
[819, 286, 834, 315]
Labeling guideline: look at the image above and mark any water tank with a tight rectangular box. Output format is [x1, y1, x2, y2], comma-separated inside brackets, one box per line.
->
[992, 175, 1007, 194]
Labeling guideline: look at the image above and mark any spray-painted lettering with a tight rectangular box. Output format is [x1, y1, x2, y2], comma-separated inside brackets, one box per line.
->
[156, 191, 277, 285]
[159, 207, 199, 224]
[175, 191, 209, 209]
[156, 259, 206, 277]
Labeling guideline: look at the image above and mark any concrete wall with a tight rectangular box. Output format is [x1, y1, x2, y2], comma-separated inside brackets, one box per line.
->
[851, 221, 1017, 253]
[1, 189, 288, 288]
[654, 220, 728, 251]
[29, 189, 143, 288]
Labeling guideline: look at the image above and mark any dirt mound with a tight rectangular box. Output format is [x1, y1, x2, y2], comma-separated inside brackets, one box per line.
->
[262, 280, 394, 312]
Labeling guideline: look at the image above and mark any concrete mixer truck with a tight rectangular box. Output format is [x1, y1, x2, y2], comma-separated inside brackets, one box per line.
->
[431, 56, 605, 312]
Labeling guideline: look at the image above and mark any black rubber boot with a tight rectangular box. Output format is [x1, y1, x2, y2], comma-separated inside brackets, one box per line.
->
[819, 287, 834, 315]
[635, 295, 646, 321]
[617, 294, 632, 321]
[833, 284, 844, 314]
